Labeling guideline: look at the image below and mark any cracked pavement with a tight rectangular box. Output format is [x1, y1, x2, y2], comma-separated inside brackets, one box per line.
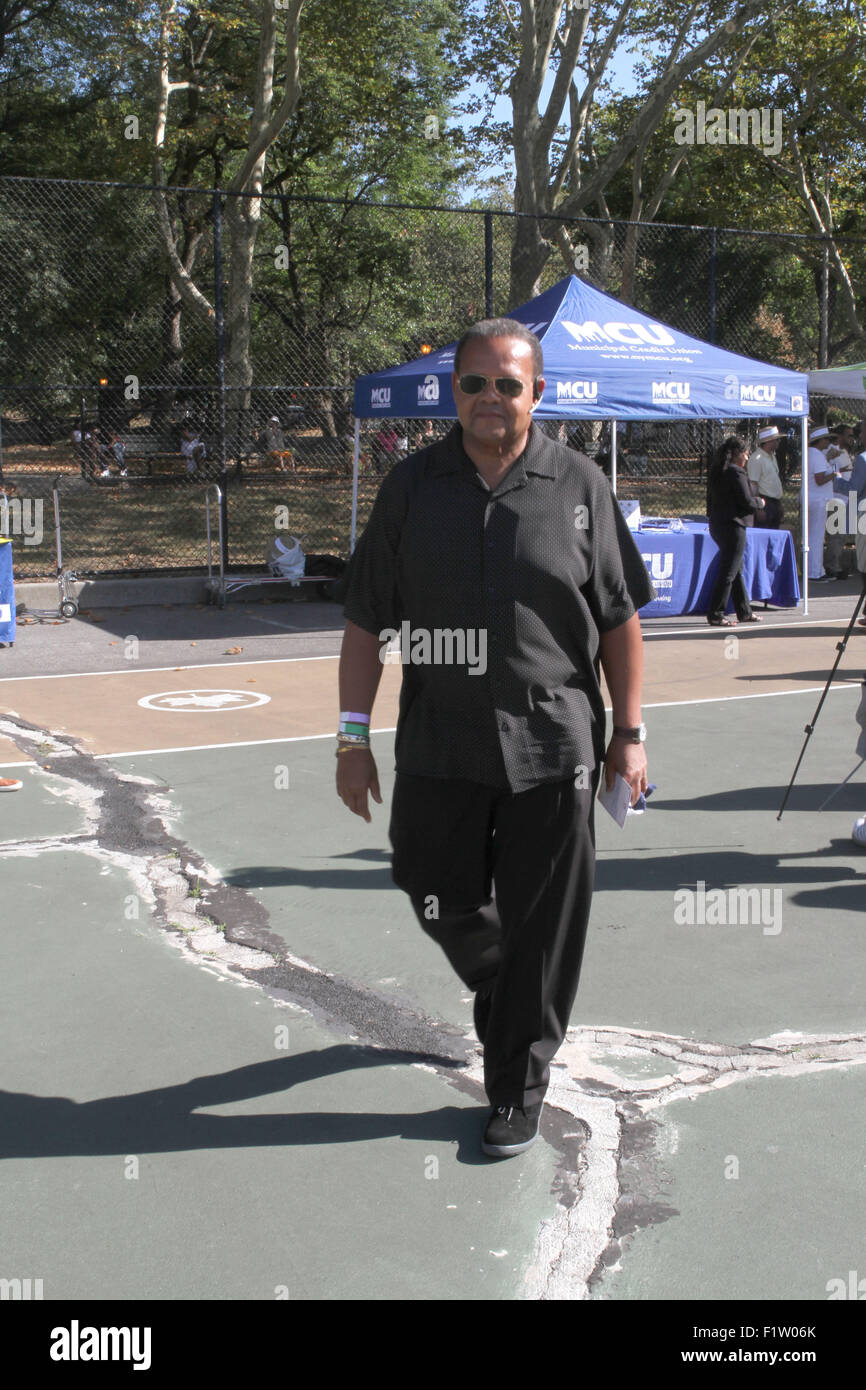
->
[1, 603, 865, 1300]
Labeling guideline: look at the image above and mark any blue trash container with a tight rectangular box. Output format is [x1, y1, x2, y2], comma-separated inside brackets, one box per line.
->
[0, 538, 16, 644]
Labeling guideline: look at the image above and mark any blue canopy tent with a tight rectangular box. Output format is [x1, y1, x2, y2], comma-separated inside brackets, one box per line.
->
[351, 275, 813, 606]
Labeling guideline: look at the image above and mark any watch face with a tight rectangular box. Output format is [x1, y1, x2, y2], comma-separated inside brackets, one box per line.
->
[614, 724, 646, 741]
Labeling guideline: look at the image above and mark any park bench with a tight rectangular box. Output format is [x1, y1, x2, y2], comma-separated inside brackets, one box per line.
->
[101, 434, 255, 481]
[115, 435, 188, 477]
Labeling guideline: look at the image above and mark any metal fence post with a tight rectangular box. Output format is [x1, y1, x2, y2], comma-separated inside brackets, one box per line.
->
[213, 190, 229, 572]
[484, 212, 494, 319]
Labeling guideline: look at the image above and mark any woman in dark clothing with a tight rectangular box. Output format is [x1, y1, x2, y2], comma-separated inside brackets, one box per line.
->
[705, 435, 765, 627]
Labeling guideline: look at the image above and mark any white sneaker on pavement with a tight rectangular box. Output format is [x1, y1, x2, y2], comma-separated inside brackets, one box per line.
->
[0, 777, 23, 792]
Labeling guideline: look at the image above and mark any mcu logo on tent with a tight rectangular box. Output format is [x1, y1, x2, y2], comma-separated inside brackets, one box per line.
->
[652, 381, 690, 403]
[418, 375, 439, 405]
[740, 383, 776, 405]
[371, 387, 391, 409]
[562, 319, 676, 347]
[556, 380, 598, 401]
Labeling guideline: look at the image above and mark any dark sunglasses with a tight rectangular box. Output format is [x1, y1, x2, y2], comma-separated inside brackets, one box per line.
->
[457, 373, 531, 399]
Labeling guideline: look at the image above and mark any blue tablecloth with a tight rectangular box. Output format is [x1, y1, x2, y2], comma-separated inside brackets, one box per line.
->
[636, 521, 800, 618]
[0, 538, 14, 643]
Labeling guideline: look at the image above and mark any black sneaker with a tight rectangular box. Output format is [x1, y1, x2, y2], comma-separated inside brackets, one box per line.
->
[481, 1102, 543, 1157]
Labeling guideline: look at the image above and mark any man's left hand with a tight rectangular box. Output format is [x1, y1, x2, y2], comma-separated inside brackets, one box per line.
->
[604, 739, 648, 807]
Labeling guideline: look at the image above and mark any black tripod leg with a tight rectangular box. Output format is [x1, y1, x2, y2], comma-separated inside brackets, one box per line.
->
[778, 575, 866, 819]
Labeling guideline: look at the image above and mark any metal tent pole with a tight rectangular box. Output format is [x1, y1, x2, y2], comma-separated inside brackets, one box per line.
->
[801, 414, 809, 615]
[610, 419, 618, 494]
[213, 192, 229, 574]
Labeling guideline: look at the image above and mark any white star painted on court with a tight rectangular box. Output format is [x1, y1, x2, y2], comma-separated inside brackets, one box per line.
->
[138, 689, 271, 712]
[160, 693, 246, 708]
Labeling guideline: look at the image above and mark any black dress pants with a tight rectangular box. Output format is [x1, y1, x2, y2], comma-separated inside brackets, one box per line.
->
[754, 497, 782, 529]
[389, 771, 598, 1108]
[708, 521, 753, 622]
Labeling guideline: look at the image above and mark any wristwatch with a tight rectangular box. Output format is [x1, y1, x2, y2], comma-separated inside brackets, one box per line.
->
[612, 723, 647, 743]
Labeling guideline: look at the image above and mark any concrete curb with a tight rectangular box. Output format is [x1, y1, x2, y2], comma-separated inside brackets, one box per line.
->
[15, 575, 210, 610]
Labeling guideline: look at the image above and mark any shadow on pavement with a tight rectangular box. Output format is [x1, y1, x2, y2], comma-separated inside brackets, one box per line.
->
[0, 1047, 493, 1165]
[225, 863, 394, 890]
[645, 783, 865, 814]
[596, 841, 865, 895]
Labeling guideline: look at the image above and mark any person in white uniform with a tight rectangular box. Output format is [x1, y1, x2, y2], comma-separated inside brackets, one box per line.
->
[807, 426, 844, 581]
[855, 422, 866, 586]
[846, 423, 866, 845]
[825, 424, 856, 577]
[746, 425, 784, 528]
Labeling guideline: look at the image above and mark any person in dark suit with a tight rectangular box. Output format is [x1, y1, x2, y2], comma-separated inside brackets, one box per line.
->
[706, 435, 765, 627]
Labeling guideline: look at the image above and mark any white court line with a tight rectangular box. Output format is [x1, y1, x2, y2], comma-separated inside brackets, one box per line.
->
[0, 682, 859, 770]
[642, 616, 855, 639]
[0, 729, 397, 769]
[0, 653, 340, 684]
[643, 682, 860, 709]
[0, 613, 860, 682]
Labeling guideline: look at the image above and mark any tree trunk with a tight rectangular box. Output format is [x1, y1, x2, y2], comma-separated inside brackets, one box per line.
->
[508, 212, 553, 308]
[151, 277, 184, 432]
[224, 195, 261, 445]
[620, 222, 640, 303]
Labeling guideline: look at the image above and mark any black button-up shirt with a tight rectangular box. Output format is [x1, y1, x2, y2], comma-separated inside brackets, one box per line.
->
[339, 422, 655, 792]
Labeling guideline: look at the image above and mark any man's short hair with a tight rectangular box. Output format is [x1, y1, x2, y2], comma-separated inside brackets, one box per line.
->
[454, 318, 544, 382]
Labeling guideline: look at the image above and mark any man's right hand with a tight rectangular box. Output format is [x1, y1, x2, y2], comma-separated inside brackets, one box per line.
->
[336, 747, 382, 822]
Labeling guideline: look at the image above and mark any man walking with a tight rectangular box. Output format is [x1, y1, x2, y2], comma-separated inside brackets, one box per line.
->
[746, 426, 784, 528]
[335, 319, 654, 1158]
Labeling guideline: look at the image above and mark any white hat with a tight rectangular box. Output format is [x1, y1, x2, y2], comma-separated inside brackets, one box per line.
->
[269, 415, 280, 422]
[809, 426, 830, 443]
[758, 426, 781, 442]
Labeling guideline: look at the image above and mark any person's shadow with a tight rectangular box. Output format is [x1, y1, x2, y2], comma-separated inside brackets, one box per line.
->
[0, 1047, 493, 1165]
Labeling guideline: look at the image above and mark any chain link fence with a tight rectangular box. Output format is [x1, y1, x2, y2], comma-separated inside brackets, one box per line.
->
[1, 175, 864, 578]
